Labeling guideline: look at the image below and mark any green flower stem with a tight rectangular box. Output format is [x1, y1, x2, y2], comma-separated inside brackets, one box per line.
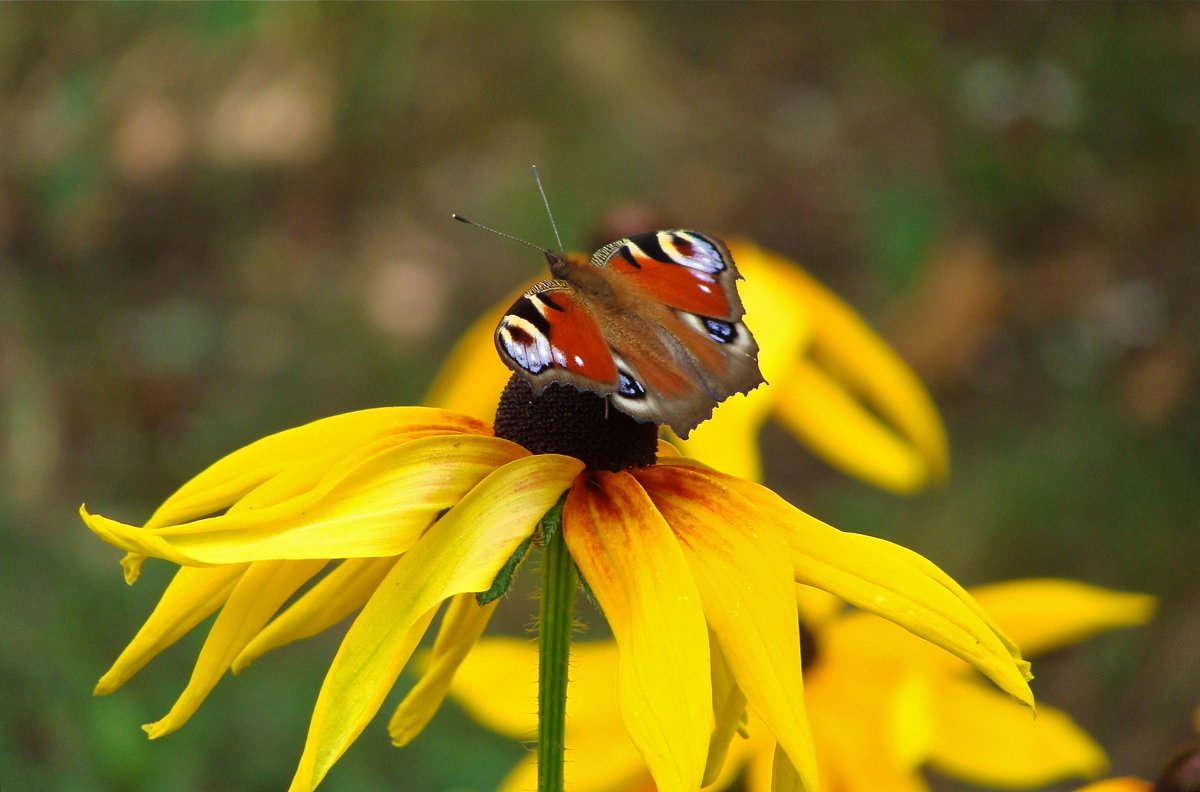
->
[538, 505, 575, 792]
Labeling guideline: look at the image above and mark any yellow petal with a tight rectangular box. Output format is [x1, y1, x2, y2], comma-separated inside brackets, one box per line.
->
[639, 464, 818, 791]
[144, 558, 328, 738]
[1072, 779, 1152, 792]
[81, 434, 527, 566]
[387, 593, 498, 746]
[783, 252, 949, 485]
[145, 407, 491, 529]
[771, 743, 805, 792]
[289, 453, 582, 792]
[234, 556, 398, 673]
[443, 636, 540, 739]
[560, 641, 655, 792]
[563, 471, 712, 792]
[729, 239, 948, 491]
[703, 637, 749, 787]
[929, 675, 1108, 787]
[423, 297, 518, 421]
[672, 461, 1033, 708]
[772, 360, 934, 494]
[95, 563, 247, 695]
[804, 664, 934, 792]
[678, 244, 814, 481]
[451, 638, 669, 792]
[497, 737, 649, 792]
[967, 579, 1156, 658]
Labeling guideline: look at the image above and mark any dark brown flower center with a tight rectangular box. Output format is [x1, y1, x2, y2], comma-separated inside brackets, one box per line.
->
[493, 375, 658, 472]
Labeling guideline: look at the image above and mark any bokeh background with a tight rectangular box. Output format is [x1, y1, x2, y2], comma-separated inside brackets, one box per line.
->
[2, 4, 1198, 791]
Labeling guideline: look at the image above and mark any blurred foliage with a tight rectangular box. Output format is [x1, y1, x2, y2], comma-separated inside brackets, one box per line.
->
[1, 4, 1198, 791]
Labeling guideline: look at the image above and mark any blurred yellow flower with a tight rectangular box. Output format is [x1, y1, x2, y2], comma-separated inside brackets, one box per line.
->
[446, 579, 1154, 792]
[1072, 780, 1152, 792]
[427, 238, 948, 492]
[82, 407, 1028, 792]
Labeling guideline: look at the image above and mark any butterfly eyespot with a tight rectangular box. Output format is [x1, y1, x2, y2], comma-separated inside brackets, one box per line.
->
[703, 318, 737, 344]
[617, 370, 646, 399]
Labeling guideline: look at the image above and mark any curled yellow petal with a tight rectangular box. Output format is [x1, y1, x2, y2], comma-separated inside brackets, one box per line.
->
[563, 471, 712, 792]
[145, 407, 491, 529]
[234, 556, 398, 673]
[783, 255, 949, 485]
[388, 593, 498, 746]
[289, 453, 583, 792]
[145, 558, 328, 738]
[678, 245, 814, 481]
[96, 563, 247, 695]
[727, 240, 948, 491]
[82, 434, 527, 566]
[772, 360, 933, 495]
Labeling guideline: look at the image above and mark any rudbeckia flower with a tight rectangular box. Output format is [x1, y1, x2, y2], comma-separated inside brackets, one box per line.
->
[81, 377, 1029, 792]
[445, 579, 1153, 792]
[427, 238, 948, 492]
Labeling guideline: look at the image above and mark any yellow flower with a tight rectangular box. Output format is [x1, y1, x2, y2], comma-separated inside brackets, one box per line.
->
[447, 579, 1154, 792]
[1071, 780, 1152, 792]
[82, 406, 1029, 792]
[426, 238, 948, 492]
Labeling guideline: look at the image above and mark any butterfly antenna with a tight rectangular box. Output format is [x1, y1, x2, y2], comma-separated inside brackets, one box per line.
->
[451, 213, 555, 257]
[531, 165, 564, 253]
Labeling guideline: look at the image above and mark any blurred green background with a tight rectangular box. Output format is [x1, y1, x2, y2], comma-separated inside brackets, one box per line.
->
[2, 4, 1198, 791]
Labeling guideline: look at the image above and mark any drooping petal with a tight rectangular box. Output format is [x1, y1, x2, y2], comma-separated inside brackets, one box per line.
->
[387, 593, 498, 746]
[559, 641, 655, 792]
[145, 558, 329, 738]
[289, 453, 583, 792]
[563, 471, 712, 792]
[443, 636, 539, 739]
[658, 460, 1033, 708]
[776, 252, 949, 485]
[145, 408, 491, 528]
[804, 664, 933, 792]
[772, 360, 934, 495]
[928, 675, 1108, 787]
[82, 434, 527, 566]
[703, 636, 749, 787]
[95, 563, 247, 694]
[771, 743, 805, 792]
[234, 556, 398, 673]
[967, 579, 1156, 658]
[639, 464, 818, 791]
[678, 245, 814, 481]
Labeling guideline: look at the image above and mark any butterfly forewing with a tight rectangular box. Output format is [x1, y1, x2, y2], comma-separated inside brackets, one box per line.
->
[494, 282, 620, 388]
[594, 231, 740, 320]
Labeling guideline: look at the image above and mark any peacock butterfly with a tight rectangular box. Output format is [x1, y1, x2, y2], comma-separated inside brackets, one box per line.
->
[456, 174, 763, 439]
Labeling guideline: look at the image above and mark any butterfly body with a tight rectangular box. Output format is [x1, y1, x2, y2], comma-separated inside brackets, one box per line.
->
[495, 230, 763, 439]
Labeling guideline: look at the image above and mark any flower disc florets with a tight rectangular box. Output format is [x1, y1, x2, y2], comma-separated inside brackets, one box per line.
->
[493, 375, 658, 471]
